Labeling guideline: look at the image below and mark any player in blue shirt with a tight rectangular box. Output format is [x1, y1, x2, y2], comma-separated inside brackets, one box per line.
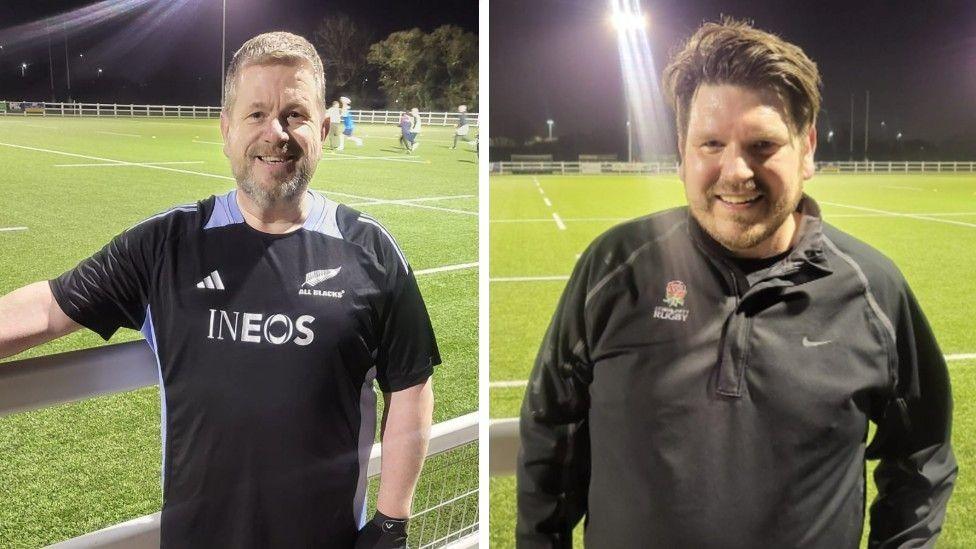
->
[338, 96, 364, 151]
[0, 32, 438, 549]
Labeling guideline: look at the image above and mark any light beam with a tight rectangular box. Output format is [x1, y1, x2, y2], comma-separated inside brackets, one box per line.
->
[609, 0, 673, 163]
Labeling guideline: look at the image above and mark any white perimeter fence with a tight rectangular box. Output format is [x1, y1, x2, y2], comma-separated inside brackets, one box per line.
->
[0, 342, 478, 548]
[491, 160, 976, 175]
[0, 102, 478, 127]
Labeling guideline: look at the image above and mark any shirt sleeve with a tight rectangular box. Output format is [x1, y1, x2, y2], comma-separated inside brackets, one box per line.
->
[48, 220, 159, 341]
[374, 263, 440, 392]
[866, 281, 957, 547]
[516, 249, 594, 548]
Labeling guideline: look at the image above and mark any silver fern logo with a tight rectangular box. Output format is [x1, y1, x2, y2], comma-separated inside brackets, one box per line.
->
[302, 267, 342, 287]
[299, 267, 345, 299]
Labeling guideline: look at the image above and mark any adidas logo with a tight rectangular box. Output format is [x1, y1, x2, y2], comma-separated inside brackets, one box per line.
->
[196, 270, 225, 290]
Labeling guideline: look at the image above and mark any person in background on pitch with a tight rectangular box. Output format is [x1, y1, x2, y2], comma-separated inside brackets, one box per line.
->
[399, 110, 413, 152]
[338, 95, 364, 150]
[0, 31, 439, 549]
[517, 18, 955, 548]
[326, 99, 343, 150]
[451, 104, 473, 149]
[408, 107, 422, 152]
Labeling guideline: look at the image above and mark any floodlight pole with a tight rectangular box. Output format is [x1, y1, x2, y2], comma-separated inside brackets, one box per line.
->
[864, 90, 870, 161]
[220, 0, 227, 106]
[64, 26, 71, 102]
[848, 93, 853, 160]
[627, 119, 632, 163]
[547, 119, 554, 140]
[47, 30, 56, 102]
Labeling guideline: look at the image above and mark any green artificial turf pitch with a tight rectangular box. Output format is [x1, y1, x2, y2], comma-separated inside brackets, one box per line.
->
[0, 116, 478, 547]
[489, 173, 976, 547]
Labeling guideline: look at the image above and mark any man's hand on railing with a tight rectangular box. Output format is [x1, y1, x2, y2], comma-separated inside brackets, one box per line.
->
[0, 281, 80, 360]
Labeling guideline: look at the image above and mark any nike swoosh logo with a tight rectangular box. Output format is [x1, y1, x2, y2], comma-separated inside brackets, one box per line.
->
[802, 336, 832, 347]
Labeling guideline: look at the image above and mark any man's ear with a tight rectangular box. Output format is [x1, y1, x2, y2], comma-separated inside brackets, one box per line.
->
[801, 124, 817, 180]
[219, 111, 230, 158]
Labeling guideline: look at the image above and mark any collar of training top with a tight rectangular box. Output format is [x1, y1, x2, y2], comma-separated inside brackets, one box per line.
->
[687, 193, 832, 277]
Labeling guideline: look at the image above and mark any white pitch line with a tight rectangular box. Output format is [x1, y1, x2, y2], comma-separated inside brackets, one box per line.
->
[492, 217, 627, 223]
[880, 185, 923, 191]
[828, 212, 976, 218]
[143, 122, 217, 128]
[96, 131, 142, 138]
[323, 154, 427, 164]
[0, 141, 468, 217]
[347, 194, 476, 207]
[543, 197, 552, 207]
[489, 380, 528, 389]
[0, 141, 234, 182]
[401, 193, 476, 203]
[332, 192, 476, 216]
[537, 187, 545, 195]
[414, 262, 479, 275]
[552, 212, 567, 230]
[490, 275, 570, 282]
[367, 135, 458, 144]
[351, 199, 476, 216]
[55, 161, 205, 167]
[490, 353, 976, 389]
[192, 139, 223, 145]
[0, 226, 28, 232]
[328, 151, 428, 164]
[821, 201, 976, 229]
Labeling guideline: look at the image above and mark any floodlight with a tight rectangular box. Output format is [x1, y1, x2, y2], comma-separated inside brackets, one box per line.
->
[610, 2, 647, 32]
[610, 12, 648, 31]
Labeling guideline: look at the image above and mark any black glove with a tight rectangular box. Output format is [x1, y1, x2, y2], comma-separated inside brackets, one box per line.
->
[353, 511, 409, 549]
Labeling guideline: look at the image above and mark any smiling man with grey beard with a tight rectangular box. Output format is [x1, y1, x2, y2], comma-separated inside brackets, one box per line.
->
[517, 18, 956, 549]
[0, 31, 439, 549]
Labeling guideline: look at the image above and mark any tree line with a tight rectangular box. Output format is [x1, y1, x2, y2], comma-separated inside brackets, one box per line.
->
[313, 14, 477, 111]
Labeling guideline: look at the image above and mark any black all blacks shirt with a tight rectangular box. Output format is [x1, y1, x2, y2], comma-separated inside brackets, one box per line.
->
[50, 189, 440, 548]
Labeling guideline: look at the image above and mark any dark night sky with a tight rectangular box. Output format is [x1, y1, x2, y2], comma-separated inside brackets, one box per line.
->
[0, 0, 477, 107]
[490, 0, 976, 145]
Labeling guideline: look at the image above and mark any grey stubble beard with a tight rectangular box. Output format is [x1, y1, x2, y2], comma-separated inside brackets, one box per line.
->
[237, 160, 314, 210]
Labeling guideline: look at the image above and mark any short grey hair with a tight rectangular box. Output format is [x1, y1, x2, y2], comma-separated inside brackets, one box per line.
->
[223, 31, 326, 112]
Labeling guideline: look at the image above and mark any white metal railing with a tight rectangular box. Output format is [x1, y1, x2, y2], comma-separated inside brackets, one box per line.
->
[490, 160, 976, 175]
[815, 161, 976, 173]
[0, 101, 478, 126]
[0, 342, 477, 548]
[491, 161, 679, 175]
[352, 109, 479, 127]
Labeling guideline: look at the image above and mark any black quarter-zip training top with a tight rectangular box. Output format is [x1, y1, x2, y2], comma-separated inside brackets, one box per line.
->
[516, 196, 956, 548]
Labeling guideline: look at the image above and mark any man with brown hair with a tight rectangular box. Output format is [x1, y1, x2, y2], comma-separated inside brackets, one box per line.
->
[0, 32, 438, 548]
[517, 19, 955, 548]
